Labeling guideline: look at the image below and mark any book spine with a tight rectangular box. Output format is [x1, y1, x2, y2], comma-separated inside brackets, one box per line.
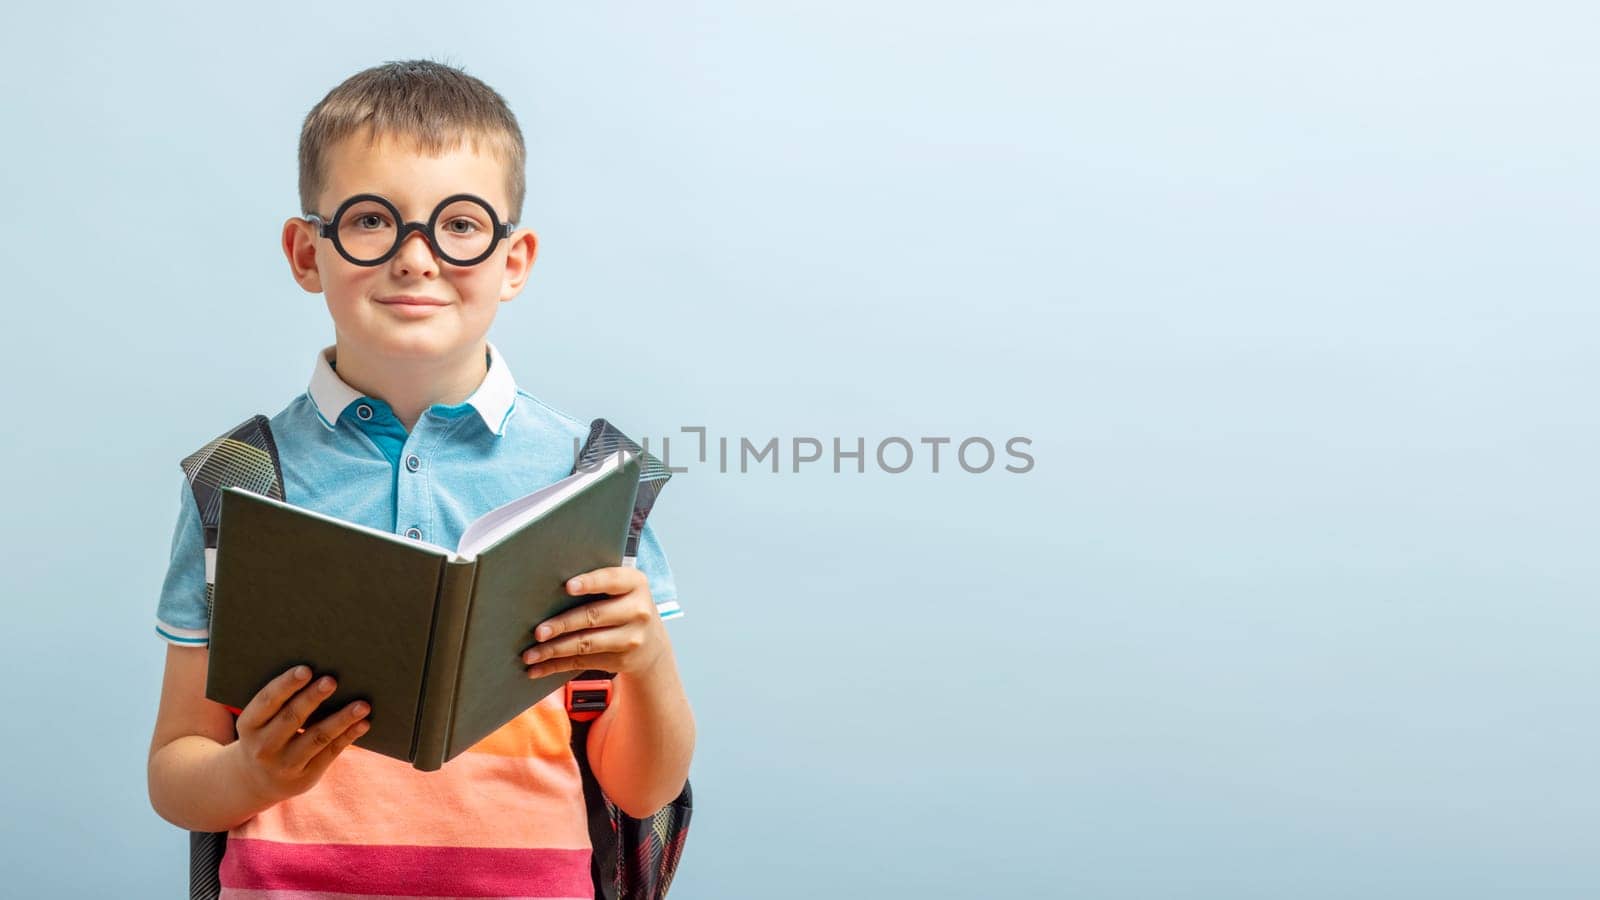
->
[411, 558, 478, 771]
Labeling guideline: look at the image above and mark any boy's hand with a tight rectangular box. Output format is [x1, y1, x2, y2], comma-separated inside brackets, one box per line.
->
[523, 567, 668, 678]
[228, 665, 372, 806]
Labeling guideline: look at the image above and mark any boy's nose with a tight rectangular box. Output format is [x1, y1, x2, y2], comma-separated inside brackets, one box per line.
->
[391, 230, 439, 275]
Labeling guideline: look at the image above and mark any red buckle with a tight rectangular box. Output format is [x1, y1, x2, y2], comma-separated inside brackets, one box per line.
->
[565, 679, 611, 722]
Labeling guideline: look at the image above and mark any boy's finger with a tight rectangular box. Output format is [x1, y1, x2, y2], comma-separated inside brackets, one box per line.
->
[284, 699, 370, 771]
[563, 567, 645, 599]
[237, 665, 313, 733]
[533, 593, 632, 642]
[303, 715, 372, 779]
[264, 675, 337, 744]
[524, 629, 626, 666]
[526, 651, 619, 680]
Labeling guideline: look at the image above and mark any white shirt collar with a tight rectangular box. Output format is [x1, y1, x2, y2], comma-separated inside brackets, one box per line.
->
[305, 341, 518, 436]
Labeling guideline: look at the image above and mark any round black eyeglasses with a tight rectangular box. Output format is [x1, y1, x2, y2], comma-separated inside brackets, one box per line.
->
[304, 193, 516, 267]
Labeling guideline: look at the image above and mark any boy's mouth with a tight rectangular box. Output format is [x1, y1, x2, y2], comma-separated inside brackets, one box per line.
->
[377, 295, 448, 307]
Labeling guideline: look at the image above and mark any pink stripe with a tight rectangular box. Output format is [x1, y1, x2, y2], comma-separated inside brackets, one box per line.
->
[220, 891, 590, 900]
[219, 839, 592, 897]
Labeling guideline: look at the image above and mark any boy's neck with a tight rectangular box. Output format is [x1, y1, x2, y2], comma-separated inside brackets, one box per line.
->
[329, 340, 489, 433]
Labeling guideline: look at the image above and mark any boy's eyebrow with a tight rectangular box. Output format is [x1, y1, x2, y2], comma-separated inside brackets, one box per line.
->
[321, 192, 511, 218]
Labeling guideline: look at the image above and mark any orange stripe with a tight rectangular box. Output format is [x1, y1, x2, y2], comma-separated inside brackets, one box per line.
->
[460, 689, 574, 759]
[234, 695, 588, 849]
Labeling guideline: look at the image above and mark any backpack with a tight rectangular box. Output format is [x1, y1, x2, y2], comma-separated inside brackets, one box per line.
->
[177, 414, 692, 900]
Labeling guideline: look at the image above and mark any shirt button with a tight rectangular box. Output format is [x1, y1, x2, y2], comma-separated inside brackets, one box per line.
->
[355, 404, 374, 421]
[405, 527, 422, 540]
[405, 454, 421, 472]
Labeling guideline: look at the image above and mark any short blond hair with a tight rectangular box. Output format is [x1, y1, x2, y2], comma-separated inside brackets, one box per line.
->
[298, 59, 526, 222]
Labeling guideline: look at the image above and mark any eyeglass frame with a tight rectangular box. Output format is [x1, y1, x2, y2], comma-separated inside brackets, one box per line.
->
[303, 192, 517, 268]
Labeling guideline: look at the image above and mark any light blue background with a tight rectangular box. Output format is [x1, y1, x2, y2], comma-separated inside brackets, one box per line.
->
[2, 2, 1596, 897]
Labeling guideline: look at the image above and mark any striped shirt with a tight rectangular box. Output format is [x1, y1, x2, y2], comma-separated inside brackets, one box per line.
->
[155, 341, 682, 899]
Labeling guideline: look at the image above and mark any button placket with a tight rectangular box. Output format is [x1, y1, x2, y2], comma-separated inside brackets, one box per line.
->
[394, 412, 462, 545]
[397, 429, 425, 540]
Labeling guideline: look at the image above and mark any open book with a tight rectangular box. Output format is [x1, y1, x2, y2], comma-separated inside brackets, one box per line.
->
[204, 449, 641, 771]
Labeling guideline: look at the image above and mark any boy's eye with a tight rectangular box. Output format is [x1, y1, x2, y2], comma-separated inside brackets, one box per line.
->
[355, 214, 390, 230]
[443, 218, 480, 235]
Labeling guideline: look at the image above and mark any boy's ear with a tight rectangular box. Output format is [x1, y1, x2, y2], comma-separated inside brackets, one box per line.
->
[499, 228, 539, 302]
[282, 218, 324, 294]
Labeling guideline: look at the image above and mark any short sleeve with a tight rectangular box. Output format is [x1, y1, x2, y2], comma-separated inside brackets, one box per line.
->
[631, 519, 682, 621]
[155, 476, 211, 646]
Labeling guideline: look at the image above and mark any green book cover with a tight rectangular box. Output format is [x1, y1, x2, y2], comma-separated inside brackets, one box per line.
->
[204, 450, 641, 771]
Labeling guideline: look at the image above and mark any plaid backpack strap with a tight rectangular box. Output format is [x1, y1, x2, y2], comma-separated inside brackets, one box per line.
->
[570, 417, 671, 561]
[187, 831, 225, 900]
[179, 414, 286, 625]
[176, 413, 285, 900]
[568, 717, 694, 900]
[564, 419, 692, 900]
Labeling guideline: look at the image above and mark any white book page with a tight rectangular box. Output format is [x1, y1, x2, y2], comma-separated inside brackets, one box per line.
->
[453, 450, 629, 562]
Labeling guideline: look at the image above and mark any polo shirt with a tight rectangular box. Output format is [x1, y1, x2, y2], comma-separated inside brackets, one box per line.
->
[153, 341, 683, 899]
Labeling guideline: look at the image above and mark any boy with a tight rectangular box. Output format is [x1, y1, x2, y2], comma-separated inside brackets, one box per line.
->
[147, 60, 694, 898]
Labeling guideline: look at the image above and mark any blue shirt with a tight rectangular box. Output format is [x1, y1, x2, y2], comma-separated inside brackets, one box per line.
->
[155, 341, 681, 645]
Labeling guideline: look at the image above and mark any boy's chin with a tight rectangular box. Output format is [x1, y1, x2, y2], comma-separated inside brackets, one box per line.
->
[343, 329, 487, 362]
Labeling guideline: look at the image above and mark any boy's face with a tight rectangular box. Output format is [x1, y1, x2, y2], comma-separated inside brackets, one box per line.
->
[282, 130, 536, 367]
